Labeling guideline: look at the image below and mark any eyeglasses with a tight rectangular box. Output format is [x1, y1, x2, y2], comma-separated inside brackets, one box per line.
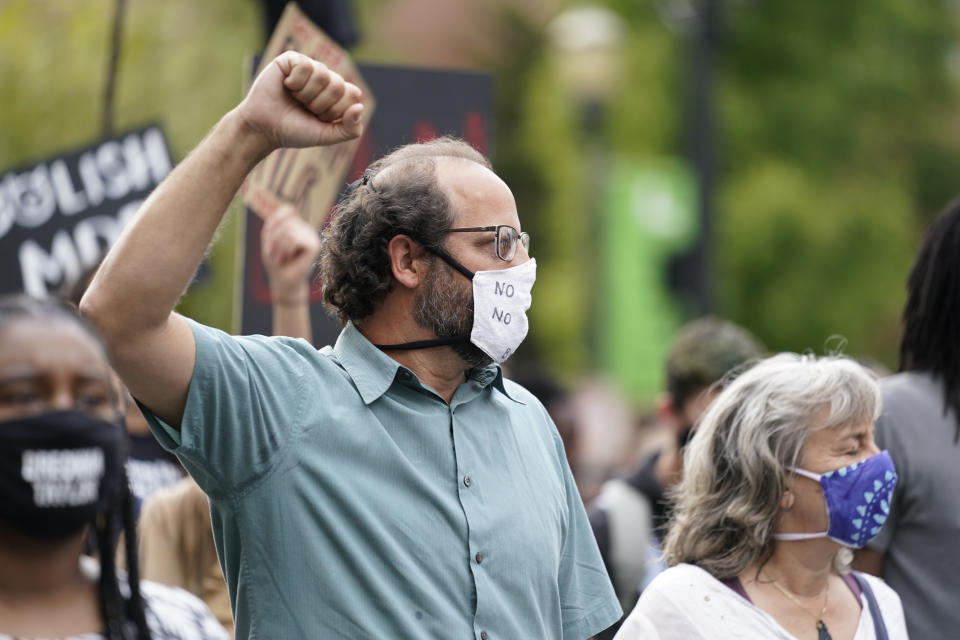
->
[448, 225, 531, 262]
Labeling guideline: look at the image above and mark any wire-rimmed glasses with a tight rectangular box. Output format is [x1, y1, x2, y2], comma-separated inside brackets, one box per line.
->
[448, 225, 530, 262]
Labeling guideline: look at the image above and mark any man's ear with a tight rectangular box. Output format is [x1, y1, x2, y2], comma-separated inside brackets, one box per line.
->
[387, 235, 430, 289]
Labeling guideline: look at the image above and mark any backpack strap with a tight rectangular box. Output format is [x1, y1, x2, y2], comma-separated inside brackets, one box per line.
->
[850, 572, 890, 640]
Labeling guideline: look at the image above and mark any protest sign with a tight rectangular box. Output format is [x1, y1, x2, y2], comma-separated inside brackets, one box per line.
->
[237, 64, 493, 345]
[241, 1, 376, 226]
[0, 126, 172, 296]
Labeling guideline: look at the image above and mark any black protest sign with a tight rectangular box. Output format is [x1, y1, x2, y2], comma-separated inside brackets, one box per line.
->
[237, 64, 493, 345]
[0, 126, 172, 296]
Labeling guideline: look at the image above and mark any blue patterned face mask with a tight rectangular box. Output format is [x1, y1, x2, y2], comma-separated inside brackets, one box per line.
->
[774, 450, 898, 548]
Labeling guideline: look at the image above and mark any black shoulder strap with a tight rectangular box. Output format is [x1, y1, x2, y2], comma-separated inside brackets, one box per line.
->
[851, 572, 890, 640]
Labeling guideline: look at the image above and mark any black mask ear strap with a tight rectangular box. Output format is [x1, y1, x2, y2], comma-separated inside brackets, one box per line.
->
[427, 247, 475, 281]
[374, 335, 470, 350]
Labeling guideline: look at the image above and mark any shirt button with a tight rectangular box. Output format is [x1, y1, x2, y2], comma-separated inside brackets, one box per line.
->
[463, 476, 472, 487]
[480, 632, 489, 640]
[475, 552, 484, 564]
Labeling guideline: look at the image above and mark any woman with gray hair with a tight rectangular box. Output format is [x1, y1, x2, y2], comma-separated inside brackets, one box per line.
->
[615, 354, 908, 639]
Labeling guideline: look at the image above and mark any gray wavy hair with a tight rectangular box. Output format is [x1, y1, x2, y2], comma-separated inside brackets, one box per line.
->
[320, 137, 491, 324]
[662, 353, 881, 578]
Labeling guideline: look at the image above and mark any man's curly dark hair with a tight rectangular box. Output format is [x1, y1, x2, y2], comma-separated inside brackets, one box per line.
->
[320, 137, 491, 324]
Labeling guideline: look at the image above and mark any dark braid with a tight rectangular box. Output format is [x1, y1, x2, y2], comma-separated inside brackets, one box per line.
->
[899, 198, 960, 440]
[91, 454, 153, 639]
[122, 473, 152, 640]
[95, 508, 127, 640]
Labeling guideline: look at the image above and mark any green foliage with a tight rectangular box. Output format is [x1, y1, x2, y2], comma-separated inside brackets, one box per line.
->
[489, 0, 960, 377]
[717, 0, 959, 364]
[487, 8, 591, 377]
[604, 3, 682, 156]
[717, 162, 916, 360]
[1, 2, 111, 163]
[517, 55, 591, 376]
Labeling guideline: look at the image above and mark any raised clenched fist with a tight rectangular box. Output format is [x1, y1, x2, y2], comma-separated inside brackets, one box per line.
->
[235, 51, 364, 154]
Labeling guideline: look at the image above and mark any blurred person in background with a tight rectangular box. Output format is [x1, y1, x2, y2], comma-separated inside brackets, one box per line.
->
[137, 203, 322, 637]
[590, 316, 763, 633]
[0, 295, 227, 640]
[566, 378, 638, 503]
[82, 52, 620, 639]
[855, 197, 960, 638]
[616, 354, 906, 640]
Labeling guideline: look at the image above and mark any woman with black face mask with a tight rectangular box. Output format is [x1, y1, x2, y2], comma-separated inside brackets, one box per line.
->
[0, 295, 228, 640]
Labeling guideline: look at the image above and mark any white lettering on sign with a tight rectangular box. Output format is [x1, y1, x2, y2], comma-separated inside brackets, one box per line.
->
[18, 200, 141, 296]
[0, 128, 171, 241]
[78, 153, 105, 208]
[50, 160, 88, 216]
[22, 448, 104, 507]
[494, 281, 515, 297]
[125, 459, 183, 500]
[19, 232, 82, 297]
[97, 141, 131, 200]
[492, 307, 512, 325]
[4, 167, 57, 230]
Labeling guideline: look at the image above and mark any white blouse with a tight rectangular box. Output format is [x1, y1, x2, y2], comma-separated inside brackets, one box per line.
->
[615, 563, 908, 640]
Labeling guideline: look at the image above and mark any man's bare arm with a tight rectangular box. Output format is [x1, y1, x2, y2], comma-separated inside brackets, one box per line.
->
[81, 52, 363, 427]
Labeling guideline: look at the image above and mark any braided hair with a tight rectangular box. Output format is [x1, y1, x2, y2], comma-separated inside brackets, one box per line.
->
[899, 199, 960, 440]
[0, 294, 152, 640]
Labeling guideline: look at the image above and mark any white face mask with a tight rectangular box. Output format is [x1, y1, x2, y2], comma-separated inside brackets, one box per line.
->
[469, 258, 536, 363]
[373, 251, 536, 365]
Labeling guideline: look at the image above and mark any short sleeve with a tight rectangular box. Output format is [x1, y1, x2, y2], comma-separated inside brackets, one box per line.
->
[553, 431, 622, 639]
[141, 319, 309, 497]
[612, 609, 663, 639]
[615, 581, 697, 640]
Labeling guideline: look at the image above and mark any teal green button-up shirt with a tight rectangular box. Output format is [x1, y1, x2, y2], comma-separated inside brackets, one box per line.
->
[145, 320, 620, 639]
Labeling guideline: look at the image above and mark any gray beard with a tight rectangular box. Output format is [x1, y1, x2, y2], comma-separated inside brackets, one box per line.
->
[413, 259, 493, 369]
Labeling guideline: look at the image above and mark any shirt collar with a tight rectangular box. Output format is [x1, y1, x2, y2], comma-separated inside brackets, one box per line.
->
[332, 323, 522, 405]
[333, 323, 402, 405]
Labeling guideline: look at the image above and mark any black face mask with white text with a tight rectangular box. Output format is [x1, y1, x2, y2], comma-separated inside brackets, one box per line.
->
[0, 410, 125, 540]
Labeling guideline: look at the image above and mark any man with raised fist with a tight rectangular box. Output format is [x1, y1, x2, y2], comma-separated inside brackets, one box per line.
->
[82, 52, 619, 639]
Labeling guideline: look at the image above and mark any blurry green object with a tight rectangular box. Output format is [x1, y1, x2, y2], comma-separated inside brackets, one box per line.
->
[713, 0, 957, 365]
[600, 157, 696, 401]
[717, 161, 916, 364]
